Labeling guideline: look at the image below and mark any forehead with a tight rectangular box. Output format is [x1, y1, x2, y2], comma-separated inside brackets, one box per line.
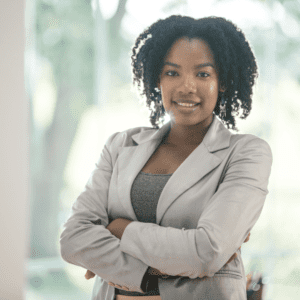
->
[164, 37, 215, 64]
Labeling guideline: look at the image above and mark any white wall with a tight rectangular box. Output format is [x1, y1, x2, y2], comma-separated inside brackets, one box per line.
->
[0, 1, 29, 299]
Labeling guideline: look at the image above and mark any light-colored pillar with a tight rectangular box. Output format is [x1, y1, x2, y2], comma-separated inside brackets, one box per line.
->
[0, 0, 29, 299]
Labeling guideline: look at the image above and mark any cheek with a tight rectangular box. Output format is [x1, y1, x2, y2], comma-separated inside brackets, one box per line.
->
[199, 81, 219, 109]
[207, 81, 219, 95]
[161, 83, 174, 100]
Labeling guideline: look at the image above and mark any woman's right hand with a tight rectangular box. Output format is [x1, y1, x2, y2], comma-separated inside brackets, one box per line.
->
[85, 269, 96, 280]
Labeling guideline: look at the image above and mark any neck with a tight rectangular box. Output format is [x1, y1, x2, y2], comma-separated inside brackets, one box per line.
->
[164, 115, 214, 147]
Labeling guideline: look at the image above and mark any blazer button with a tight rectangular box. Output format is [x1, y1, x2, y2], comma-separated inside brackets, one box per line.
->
[108, 282, 115, 287]
[121, 286, 129, 291]
[115, 284, 122, 289]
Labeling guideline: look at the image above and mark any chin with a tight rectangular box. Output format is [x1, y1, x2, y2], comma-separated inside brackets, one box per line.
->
[171, 117, 202, 126]
[171, 114, 213, 127]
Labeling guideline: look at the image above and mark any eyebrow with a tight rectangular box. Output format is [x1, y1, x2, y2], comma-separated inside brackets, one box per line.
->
[164, 62, 215, 69]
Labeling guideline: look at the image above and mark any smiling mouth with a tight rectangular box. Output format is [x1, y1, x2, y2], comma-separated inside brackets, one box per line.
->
[173, 101, 200, 107]
[175, 102, 199, 107]
[172, 101, 200, 113]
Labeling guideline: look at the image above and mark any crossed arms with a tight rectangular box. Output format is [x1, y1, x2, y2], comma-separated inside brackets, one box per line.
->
[60, 132, 272, 292]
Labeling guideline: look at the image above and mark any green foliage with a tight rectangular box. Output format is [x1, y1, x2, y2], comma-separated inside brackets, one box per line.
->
[36, 0, 95, 103]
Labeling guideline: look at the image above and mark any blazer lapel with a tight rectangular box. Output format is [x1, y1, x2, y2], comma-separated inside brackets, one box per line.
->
[156, 116, 232, 224]
[116, 115, 232, 224]
[116, 122, 172, 221]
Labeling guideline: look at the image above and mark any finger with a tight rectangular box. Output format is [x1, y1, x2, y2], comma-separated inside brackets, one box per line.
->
[85, 270, 95, 280]
[226, 253, 237, 265]
[226, 258, 233, 264]
[246, 272, 253, 290]
[244, 232, 251, 243]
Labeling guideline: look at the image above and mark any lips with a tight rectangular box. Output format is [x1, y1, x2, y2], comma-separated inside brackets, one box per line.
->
[174, 100, 200, 105]
[172, 101, 200, 114]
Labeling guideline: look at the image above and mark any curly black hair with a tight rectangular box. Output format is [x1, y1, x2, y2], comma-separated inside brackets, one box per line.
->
[131, 15, 258, 131]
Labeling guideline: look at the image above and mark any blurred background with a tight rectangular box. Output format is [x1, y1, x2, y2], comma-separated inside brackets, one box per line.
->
[23, 0, 300, 299]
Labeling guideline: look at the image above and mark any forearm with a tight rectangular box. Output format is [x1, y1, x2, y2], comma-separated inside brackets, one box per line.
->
[120, 138, 272, 278]
[106, 218, 165, 292]
[60, 215, 148, 293]
[120, 222, 202, 278]
[120, 194, 260, 280]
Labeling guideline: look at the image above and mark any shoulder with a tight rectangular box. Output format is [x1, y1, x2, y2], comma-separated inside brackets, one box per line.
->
[227, 133, 273, 169]
[230, 133, 272, 155]
[105, 125, 156, 149]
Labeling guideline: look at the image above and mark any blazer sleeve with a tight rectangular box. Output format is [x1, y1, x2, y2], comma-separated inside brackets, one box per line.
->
[119, 137, 273, 279]
[59, 132, 149, 293]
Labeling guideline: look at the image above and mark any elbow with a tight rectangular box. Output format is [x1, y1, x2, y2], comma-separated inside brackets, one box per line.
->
[59, 231, 74, 264]
[194, 229, 226, 278]
[193, 252, 221, 279]
[60, 242, 78, 265]
[198, 252, 234, 278]
[60, 240, 70, 263]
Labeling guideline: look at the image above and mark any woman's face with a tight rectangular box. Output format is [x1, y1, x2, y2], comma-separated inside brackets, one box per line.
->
[158, 37, 223, 127]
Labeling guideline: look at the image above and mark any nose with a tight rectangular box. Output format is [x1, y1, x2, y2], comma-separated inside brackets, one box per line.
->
[178, 74, 197, 94]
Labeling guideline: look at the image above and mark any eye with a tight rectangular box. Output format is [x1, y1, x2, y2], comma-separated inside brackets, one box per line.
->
[165, 70, 179, 76]
[197, 72, 210, 78]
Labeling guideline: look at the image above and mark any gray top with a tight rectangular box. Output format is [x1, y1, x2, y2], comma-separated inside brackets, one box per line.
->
[116, 171, 173, 296]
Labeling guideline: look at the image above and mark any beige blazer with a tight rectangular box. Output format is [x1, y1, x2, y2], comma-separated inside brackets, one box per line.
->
[60, 114, 272, 300]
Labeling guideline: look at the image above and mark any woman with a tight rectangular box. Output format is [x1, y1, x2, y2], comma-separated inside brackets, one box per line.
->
[60, 15, 272, 300]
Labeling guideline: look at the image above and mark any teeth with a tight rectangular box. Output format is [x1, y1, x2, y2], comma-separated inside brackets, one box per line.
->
[176, 102, 197, 107]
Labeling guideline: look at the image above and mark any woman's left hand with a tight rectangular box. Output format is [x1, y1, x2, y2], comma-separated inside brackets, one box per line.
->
[106, 217, 133, 239]
[84, 217, 133, 280]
